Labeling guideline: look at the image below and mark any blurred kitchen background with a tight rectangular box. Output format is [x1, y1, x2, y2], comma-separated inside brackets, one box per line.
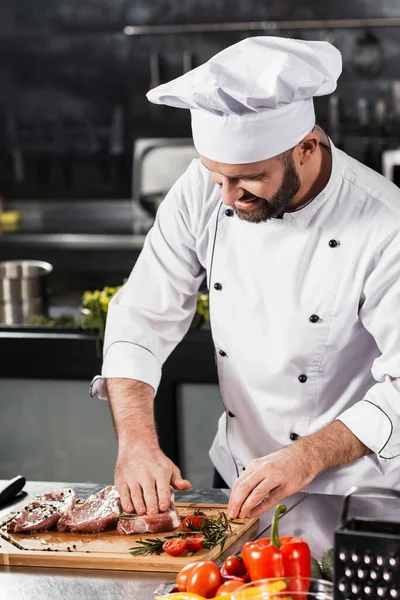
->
[1, 0, 400, 488]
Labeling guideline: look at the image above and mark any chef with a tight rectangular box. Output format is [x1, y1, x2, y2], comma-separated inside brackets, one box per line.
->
[91, 36, 400, 520]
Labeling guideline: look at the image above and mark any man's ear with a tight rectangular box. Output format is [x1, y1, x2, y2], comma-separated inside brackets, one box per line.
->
[298, 133, 320, 165]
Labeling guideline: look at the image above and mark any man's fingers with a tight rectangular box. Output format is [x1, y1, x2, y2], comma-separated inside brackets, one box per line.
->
[129, 482, 147, 515]
[228, 471, 264, 519]
[156, 478, 173, 512]
[141, 478, 159, 514]
[229, 467, 254, 493]
[247, 488, 283, 519]
[118, 482, 134, 513]
[174, 479, 192, 490]
[237, 482, 270, 518]
[171, 467, 191, 491]
[238, 483, 281, 518]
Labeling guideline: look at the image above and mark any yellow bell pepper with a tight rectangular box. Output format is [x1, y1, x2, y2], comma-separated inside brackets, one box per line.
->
[154, 594, 206, 600]
[231, 579, 287, 599]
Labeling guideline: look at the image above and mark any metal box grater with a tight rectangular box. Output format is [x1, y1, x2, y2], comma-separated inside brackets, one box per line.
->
[334, 486, 400, 600]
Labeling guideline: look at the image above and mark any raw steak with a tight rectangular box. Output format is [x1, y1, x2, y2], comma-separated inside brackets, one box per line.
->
[57, 486, 122, 533]
[117, 502, 181, 534]
[7, 488, 75, 533]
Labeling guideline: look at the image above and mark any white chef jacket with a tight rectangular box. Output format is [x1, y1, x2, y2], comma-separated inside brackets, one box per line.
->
[93, 140, 400, 494]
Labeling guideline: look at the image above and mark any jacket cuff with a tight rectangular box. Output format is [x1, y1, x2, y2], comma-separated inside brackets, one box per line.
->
[337, 399, 400, 475]
[101, 341, 162, 393]
[89, 375, 109, 400]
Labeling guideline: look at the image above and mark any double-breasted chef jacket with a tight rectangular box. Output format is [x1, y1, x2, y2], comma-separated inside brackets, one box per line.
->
[92, 139, 400, 494]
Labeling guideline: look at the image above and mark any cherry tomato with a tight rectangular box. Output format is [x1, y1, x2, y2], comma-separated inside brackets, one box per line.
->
[162, 538, 187, 557]
[186, 534, 206, 552]
[216, 580, 244, 596]
[182, 514, 209, 531]
[176, 561, 199, 592]
[222, 555, 247, 577]
[187, 560, 222, 598]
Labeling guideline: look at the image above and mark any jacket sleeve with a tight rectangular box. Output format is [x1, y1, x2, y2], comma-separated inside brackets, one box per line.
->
[337, 231, 400, 474]
[92, 161, 206, 398]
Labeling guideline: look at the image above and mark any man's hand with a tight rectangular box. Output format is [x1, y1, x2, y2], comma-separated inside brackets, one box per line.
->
[227, 420, 371, 519]
[106, 378, 191, 514]
[115, 444, 191, 515]
[227, 444, 314, 519]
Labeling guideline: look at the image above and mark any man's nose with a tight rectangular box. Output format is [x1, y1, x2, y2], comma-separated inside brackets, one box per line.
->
[220, 178, 243, 206]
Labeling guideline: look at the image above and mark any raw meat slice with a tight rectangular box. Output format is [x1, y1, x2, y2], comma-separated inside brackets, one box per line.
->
[57, 485, 122, 533]
[117, 502, 181, 534]
[7, 488, 75, 533]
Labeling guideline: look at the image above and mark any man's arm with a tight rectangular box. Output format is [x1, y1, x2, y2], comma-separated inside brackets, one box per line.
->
[227, 420, 371, 519]
[93, 162, 207, 513]
[107, 378, 191, 514]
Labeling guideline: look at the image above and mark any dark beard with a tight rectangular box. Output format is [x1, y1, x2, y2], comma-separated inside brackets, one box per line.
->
[234, 151, 301, 223]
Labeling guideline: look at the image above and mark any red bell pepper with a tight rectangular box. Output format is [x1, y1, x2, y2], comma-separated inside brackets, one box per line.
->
[241, 504, 311, 597]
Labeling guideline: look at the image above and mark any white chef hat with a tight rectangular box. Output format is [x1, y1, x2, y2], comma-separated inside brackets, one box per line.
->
[147, 36, 342, 164]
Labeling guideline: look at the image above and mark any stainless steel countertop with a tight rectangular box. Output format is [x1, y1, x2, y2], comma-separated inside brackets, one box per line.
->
[0, 480, 307, 600]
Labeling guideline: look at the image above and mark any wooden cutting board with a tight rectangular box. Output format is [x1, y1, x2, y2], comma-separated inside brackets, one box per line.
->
[0, 503, 258, 572]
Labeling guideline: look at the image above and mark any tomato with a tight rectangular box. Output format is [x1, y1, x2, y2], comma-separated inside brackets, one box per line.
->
[187, 560, 222, 598]
[186, 534, 205, 553]
[221, 555, 247, 577]
[216, 580, 244, 595]
[162, 538, 187, 557]
[182, 515, 209, 531]
[176, 562, 199, 592]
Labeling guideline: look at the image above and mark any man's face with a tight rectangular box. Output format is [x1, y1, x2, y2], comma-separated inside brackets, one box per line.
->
[201, 150, 301, 223]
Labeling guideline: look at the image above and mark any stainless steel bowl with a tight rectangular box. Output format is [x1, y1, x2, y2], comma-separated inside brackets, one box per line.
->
[0, 260, 53, 324]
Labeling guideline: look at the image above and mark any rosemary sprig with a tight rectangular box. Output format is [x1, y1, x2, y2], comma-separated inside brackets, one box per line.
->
[128, 511, 241, 556]
[129, 538, 165, 556]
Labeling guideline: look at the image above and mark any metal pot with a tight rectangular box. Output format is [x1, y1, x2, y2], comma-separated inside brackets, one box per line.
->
[0, 260, 53, 325]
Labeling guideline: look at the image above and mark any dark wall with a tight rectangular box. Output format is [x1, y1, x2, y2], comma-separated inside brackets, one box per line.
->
[1, 0, 400, 199]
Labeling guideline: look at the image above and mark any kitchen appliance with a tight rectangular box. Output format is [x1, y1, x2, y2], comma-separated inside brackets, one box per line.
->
[334, 486, 400, 599]
[131, 138, 198, 229]
[0, 260, 53, 325]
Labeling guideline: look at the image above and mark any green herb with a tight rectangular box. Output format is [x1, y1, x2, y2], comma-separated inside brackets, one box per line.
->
[128, 511, 240, 557]
[79, 285, 122, 356]
[196, 292, 209, 320]
[25, 314, 79, 328]
[129, 538, 165, 556]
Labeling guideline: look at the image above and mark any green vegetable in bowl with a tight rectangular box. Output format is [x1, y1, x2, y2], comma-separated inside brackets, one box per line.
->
[321, 548, 334, 582]
[196, 292, 209, 320]
[311, 556, 324, 579]
[80, 285, 122, 355]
